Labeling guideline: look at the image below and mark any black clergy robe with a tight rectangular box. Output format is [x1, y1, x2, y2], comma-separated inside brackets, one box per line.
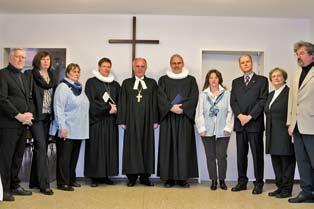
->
[84, 77, 120, 177]
[157, 75, 199, 180]
[117, 76, 158, 175]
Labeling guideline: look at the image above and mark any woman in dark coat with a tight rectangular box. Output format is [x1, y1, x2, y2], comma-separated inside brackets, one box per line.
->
[26, 51, 58, 195]
[264, 67, 295, 198]
[84, 58, 120, 187]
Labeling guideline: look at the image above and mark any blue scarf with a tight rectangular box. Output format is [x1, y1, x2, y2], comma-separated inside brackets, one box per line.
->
[61, 78, 82, 96]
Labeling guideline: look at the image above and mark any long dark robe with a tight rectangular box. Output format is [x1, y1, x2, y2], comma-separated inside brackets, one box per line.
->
[117, 77, 158, 175]
[157, 75, 199, 180]
[84, 77, 120, 177]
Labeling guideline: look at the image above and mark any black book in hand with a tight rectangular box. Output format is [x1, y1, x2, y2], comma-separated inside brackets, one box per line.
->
[171, 94, 184, 105]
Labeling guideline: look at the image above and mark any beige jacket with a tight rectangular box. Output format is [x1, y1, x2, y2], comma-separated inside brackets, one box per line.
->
[287, 65, 314, 134]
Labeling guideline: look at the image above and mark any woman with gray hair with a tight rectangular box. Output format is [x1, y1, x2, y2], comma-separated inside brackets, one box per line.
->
[264, 67, 295, 198]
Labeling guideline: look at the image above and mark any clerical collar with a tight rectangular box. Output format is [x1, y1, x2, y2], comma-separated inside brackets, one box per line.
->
[133, 76, 147, 90]
[166, 68, 189, 79]
[93, 70, 114, 83]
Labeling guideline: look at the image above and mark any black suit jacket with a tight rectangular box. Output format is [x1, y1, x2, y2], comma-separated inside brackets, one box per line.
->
[230, 73, 268, 132]
[264, 86, 294, 155]
[24, 69, 57, 121]
[0, 64, 33, 128]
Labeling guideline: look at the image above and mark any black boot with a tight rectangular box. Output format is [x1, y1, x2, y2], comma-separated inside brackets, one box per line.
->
[219, 180, 227, 190]
[210, 180, 217, 190]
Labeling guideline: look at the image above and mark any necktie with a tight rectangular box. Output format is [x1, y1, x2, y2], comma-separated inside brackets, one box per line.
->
[245, 75, 250, 86]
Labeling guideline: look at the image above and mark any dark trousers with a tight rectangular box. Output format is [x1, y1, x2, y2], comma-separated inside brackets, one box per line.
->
[271, 155, 295, 193]
[236, 131, 264, 186]
[126, 173, 150, 183]
[201, 136, 230, 180]
[56, 138, 82, 186]
[293, 125, 314, 195]
[29, 117, 51, 189]
[0, 126, 26, 192]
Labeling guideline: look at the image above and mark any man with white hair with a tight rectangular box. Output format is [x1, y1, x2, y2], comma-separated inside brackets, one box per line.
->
[117, 58, 159, 187]
[0, 48, 33, 201]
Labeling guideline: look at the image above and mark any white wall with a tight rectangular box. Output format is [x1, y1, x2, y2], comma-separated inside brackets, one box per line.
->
[311, 18, 314, 42]
[0, 14, 310, 181]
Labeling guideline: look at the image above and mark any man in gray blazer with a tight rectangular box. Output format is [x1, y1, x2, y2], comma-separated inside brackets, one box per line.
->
[287, 41, 314, 203]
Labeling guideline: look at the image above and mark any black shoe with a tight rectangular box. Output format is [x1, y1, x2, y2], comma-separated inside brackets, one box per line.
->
[177, 180, 190, 188]
[40, 188, 54, 195]
[140, 179, 154, 186]
[103, 177, 115, 185]
[268, 188, 281, 197]
[276, 192, 292, 198]
[11, 185, 32, 196]
[57, 185, 74, 191]
[210, 180, 217, 190]
[70, 182, 81, 187]
[252, 186, 263, 195]
[164, 180, 175, 188]
[231, 184, 247, 192]
[90, 182, 99, 187]
[127, 181, 136, 187]
[3, 192, 15, 201]
[288, 193, 312, 203]
[219, 180, 227, 190]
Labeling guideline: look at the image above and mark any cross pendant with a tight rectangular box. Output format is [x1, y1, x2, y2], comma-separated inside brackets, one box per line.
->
[136, 92, 142, 102]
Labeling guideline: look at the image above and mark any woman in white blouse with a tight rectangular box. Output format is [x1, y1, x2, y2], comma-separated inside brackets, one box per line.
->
[195, 69, 234, 190]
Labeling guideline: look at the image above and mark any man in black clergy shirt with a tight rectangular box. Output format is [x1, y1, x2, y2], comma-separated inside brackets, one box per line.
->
[117, 57, 159, 187]
[157, 54, 199, 188]
[230, 54, 268, 195]
[0, 48, 34, 201]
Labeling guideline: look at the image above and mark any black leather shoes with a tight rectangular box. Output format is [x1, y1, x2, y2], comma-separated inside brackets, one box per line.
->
[288, 193, 312, 203]
[57, 185, 74, 191]
[231, 184, 247, 192]
[164, 180, 175, 188]
[268, 188, 281, 196]
[103, 177, 115, 185]
[140, 179, 154, 186]
[40, 188, 54, 195]
[127, 181, 136, 187]
[177, 180, 190, 188]
[252, 186, 263, 195]
[219, 180, 227, 190]
[276, 192, 292, 198]
[210, 180, 217, 190]
[3, 192, 15, 201]
[11, 185, 32, 196]
[90, 182, 99, 187]
[70, 182, 81, 187]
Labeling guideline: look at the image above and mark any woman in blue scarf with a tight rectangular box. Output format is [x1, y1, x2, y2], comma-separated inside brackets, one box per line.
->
[50, 63, 89, 191]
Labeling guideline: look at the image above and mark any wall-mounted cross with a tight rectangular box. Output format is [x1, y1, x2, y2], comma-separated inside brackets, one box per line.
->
[108, 16, 159, 68]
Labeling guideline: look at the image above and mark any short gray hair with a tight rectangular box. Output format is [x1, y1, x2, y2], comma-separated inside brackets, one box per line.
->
[269, 67, 288, 83]
[9, 48, 25, 56]
[294, 41, 314, 55]
[132, 57, 147, 68]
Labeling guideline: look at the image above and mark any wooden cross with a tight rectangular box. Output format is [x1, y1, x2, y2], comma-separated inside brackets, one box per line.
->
[108, 16, 159, 66]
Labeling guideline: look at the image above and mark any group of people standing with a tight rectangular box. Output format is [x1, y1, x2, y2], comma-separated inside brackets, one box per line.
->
[0, 40, 313, 204]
